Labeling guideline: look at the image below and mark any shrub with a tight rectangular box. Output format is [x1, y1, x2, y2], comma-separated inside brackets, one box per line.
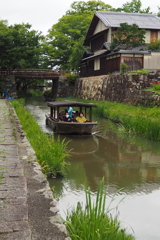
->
[153, 84, 160, 91]
[64, 73, 77, 84]
[148, 40, 160, 51]
[120, 63, 128, 74]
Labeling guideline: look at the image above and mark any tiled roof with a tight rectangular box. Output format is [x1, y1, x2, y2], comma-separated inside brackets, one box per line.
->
[81, 50, 108, 61]
[95, 11, 160, 29]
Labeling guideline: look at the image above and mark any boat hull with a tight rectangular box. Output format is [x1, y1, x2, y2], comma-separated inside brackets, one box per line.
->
[46, 115, 97, 135]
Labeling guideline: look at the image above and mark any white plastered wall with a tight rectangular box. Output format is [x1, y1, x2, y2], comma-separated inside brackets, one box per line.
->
[145, 30, 160, 43]
[145, 30, 150, 44]
[144, 52, 160, 70]
[94, 57, 100, 70]
[93, 20, 107, 35]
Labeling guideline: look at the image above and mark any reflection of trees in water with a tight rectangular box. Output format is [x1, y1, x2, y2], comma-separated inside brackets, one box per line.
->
[74, 135, 160, 193]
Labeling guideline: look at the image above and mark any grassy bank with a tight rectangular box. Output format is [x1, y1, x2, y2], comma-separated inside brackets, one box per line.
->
[58, 98, 160, 141]
[11, 99, 70, 177]
[65, 179, 135, 240]
[143, 83, 160, 94]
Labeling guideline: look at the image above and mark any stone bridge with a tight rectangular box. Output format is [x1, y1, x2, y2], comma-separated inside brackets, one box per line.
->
[0, 69, 60, 99]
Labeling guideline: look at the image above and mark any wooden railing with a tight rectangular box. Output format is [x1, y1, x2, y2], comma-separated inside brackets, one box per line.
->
[0, 69, 60, 79]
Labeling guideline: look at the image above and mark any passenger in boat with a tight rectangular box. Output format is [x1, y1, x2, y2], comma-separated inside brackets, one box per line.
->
[76, 112, 87, 123]
[73, 110, 79, 118]
[68, 107, 73, 117]
[62, 112, 73, 122]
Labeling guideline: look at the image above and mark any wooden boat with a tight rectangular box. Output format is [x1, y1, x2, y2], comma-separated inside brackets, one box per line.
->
[45, 100, 98, 135]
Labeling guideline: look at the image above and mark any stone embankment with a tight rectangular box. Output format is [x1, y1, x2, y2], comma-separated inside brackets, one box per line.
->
[0, 99, 70, 240]
[73, 72, 160, 106]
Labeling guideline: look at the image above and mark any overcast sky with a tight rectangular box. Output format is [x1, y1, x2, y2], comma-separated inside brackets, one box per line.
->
[0, 0, 159, 35]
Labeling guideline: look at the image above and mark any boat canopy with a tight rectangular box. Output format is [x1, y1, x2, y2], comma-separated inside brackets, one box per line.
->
[47, 100, 97, 108]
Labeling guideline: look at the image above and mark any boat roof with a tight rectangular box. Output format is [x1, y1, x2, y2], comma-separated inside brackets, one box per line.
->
[47, 100, 97, 108]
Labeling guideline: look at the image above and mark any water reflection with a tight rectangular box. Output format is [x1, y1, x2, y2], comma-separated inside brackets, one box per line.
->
[52, 133, 160, 193]
[25, 97, 160, 240]
[54, 134, 99, 156]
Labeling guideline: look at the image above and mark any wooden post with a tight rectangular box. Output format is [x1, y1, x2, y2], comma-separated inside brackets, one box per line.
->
[57, 106, 59, 120]
[51, 107, 53, 117]
[85, 107, 87, 118]
[54, 107, 56, 118]
[89, 107, 92, 122]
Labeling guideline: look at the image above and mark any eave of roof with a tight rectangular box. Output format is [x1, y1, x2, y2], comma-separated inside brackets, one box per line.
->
[107, 49, 151, 56]
[81, 50, 108, 61]
[81, 49, 151, 62]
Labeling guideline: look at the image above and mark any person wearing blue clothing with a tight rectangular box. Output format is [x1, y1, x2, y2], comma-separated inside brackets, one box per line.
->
[68, 107, 73, 118]
[2, 90, 7, 98]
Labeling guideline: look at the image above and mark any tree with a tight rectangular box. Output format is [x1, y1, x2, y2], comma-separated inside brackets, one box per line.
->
[0, 21, 44, 70]
[46, 1, 112, 71]
[66, 0, 112, 14]
[0, 21, 47, 91]
[157, 7, 160, 17]
[114, 0, 151, 13]
[110, 23, 146, 50]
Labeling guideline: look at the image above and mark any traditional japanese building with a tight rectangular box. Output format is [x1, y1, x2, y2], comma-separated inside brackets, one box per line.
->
[80, 12, 160, 77]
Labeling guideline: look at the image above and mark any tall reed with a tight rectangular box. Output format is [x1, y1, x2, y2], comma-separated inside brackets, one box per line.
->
[119, 115, 160, 141]
[11, 99, 70, 177]
[65, 179, 135, 240]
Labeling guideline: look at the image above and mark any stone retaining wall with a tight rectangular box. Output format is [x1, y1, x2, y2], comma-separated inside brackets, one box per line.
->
[0, 75, 17, 98]
[73, 73, 160, 106]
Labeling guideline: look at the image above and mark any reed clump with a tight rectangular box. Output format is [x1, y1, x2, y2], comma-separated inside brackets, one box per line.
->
[11, 99, 70, 177]
[65, 179, 135, 240]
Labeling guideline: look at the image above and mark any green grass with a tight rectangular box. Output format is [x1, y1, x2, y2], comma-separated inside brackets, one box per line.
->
[127, 69, 150, 74]
[29, 89, 44, 96]
[65, 179, 135, 240]
[143, 84, 160, 94]
[11, 99, 70, 177]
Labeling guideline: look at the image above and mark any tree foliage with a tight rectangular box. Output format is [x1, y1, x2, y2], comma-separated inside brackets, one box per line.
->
[0, 20, 47, 91]
[66, 0, 112, 14]
[0, 21, 44, 70]
[114, 0, 151, 13]
[111, 23, 146, 50]
[46, 1, 112, 71]
[148, 40, 160, 51]
[157, 7, 160, 17]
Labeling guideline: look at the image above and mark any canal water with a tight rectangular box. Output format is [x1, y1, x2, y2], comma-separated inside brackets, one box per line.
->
[26, 97, 160, 240]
